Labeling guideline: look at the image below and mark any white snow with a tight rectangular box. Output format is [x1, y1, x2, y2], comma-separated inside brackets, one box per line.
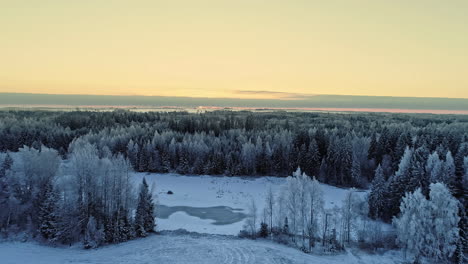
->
[0, 172, 400, 263]
[133, 173, 368, 235]
[0, 233, 403, 264]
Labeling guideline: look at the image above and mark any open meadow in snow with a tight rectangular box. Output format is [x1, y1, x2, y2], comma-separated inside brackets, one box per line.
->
[0, 232, 403, 264]
[133, 173, 368, 235]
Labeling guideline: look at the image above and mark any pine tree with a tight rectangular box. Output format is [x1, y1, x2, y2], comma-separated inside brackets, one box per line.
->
[135, 178, 155, 237]
[37, 181, 59, 242]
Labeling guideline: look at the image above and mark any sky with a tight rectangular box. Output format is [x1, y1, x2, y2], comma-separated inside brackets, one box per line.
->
[1, 0, 467, 99]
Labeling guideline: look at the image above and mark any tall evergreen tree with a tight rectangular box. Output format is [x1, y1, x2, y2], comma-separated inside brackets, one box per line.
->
[408, 146, 430, 196]
[135, 178, 155, 237]
[306, 139, 321, 177]
[442, 151, 456, 189]
[393, 131, 412, 171]
[384, 146, 413, 221]
[37, 181, 59, 242]
[454, 143, 468, 200]
[368, 165, 386, 219]
[368, 133, 378, 162]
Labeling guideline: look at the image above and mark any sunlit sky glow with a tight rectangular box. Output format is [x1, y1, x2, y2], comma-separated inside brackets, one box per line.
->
[1, 0, 467, 99]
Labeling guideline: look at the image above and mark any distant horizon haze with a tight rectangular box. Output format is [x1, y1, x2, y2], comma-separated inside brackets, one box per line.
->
[1, 93, 467, 114]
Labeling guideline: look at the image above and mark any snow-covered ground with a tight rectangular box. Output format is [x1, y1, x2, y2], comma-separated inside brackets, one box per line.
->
[133, 173, 368, 235]
[1, 172, 400, 263]
[0, 232, 403, 264]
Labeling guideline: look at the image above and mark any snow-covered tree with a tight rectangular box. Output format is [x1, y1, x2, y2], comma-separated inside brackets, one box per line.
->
[264, 185, 275, 235]
[245, 198, 258, 237]
[134, 178, 155, 237]
[464, 156, 468, 188]
[37, 180, 59, 242]
[394, 183, 460, 262]
[0, 153, 12, 229]
[426, 151, 442, 183]
[83, 216, 105, 249]
[307, 176, 323, 249]
[368, 165, 386, 219]
[441, 151, 456, 189]
[282, 169, 301, 243]
[408, 146, 429, 196]
[393, 188, 428, 260]
[297, 170, 310, 248]
[341, 188, 360, 244]
[0, 153, 13, 178]
[426, 183, 460, 261]
[385, 146, 413, 221]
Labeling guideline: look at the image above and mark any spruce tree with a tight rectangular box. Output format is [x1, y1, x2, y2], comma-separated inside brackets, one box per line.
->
[307, 139, 321, 177]
[385, 146, 413, 221]
[442, 151, 456, 189]
[453, 143, 468, 202]
[135, 178, 155, 237]
[408, 146, 430, 196]
[37, 181, 59, 242]
[368, 164, 385, 219]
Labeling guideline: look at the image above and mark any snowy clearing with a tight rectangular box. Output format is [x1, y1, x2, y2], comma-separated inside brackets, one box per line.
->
[0, 233, 403, 264]
[133, 173, 368, 235]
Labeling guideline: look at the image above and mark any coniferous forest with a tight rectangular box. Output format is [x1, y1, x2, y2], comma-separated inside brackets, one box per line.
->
[0, 110, 467, 262]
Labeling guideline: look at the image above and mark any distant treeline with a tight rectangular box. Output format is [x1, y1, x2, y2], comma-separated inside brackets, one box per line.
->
[0, 110, 467, 188]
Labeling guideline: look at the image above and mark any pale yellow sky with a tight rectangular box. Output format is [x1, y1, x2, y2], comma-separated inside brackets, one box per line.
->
[1, 0, 467, 99]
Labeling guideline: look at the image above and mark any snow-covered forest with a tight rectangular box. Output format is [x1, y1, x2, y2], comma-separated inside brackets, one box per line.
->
[0, 110, 467, 263]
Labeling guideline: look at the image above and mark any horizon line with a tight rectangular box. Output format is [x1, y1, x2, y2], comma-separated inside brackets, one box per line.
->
[1, 92, 467, 101]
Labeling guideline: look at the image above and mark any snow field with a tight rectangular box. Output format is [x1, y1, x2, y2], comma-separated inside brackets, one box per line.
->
[133, 173, 368, 235]
[0, 233, 403, 264]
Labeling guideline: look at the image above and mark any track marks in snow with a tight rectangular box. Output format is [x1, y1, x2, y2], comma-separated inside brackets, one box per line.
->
[0, 234, 402, 264]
